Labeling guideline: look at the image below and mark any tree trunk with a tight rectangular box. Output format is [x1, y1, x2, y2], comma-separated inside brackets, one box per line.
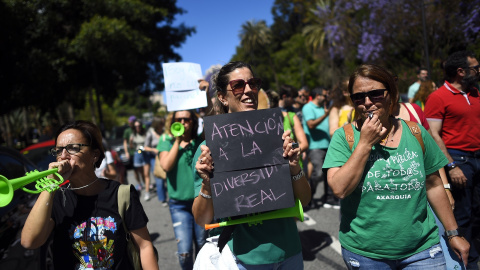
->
[88, 87, 97, 124]
[1, 114, 13, 147]
[22, 107, 30, 144]
[67, 102, 75, 121]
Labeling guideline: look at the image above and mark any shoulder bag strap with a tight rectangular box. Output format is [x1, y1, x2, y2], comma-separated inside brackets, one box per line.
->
[405, 120, 425, 154]
[118, 184, 132, 233]
[343, 124, 355, 151]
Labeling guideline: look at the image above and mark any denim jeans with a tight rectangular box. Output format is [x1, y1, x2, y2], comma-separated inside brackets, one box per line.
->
[148, 154, 166, 202]
[341, 244, 446, 269]
[447, 149, 480, 269]
[235, 252, 303, 270]
[169, 199, 207, 270]
[133, 150, 146, 167]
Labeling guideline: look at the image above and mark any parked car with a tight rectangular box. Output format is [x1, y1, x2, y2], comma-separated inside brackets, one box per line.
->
[0, 146, 53, 270]
[20, 140, 56, 171]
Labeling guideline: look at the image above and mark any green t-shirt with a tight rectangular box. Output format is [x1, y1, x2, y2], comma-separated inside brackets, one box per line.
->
[323, 120, 448, 259]
[123, 127, 134, 155]
[192, 141, 302, 265]
[157, 136, 202, 201]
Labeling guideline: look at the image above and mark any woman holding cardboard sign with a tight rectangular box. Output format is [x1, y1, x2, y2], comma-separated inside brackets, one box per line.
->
[192, 61, 311, 269]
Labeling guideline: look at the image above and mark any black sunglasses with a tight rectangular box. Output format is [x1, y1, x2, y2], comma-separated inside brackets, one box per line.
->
[174, 117, 191, 123]
[50, 143, 90, 157]
[350, 89, 387, 105]
[228, 78, 261, 96]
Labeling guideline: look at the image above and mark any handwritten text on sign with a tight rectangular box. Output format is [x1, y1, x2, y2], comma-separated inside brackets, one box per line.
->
[204, 108, 294, 219]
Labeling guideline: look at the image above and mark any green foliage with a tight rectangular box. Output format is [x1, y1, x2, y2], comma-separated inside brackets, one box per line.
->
[231, 0, 480, 94]
[0, 0, 193, 146]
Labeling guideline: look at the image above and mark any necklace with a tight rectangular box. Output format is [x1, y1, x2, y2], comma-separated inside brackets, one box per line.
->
[59, 178, 100, 207]
[66, 178, 100, 190]
[381, 119, 395, 145]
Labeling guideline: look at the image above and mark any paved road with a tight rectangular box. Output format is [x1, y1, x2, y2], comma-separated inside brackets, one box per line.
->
[127, 169, 346, 270]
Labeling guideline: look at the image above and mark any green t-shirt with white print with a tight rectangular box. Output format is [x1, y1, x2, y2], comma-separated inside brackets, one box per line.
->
[323, 120, 448, 259]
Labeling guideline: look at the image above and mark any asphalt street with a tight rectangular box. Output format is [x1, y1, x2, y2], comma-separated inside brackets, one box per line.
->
[127, 169, 346, 270]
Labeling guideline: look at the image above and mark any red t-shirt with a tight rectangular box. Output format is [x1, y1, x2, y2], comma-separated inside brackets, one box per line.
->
[425, 81, 480, 152]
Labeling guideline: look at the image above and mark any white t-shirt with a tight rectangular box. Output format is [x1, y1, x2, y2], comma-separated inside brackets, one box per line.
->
[95, 151, 114, 178]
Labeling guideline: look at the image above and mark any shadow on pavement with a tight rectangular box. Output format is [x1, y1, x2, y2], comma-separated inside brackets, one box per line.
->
[299, 229, 332, 261]
[150, 232, 160, 242]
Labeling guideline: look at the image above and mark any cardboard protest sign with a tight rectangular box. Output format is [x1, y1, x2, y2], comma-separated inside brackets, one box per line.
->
[204, 108, 294, 219]
[161, 62, 207, 111]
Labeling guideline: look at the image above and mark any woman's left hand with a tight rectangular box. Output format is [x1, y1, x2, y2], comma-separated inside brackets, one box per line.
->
[449, 236, 470, 267]
[282, 130, 301, 168]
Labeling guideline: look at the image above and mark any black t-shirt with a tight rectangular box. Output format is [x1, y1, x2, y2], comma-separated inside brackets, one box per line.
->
[51, 179, 148, 269]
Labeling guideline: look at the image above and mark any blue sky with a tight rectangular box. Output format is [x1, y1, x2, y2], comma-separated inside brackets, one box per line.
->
[173, 0, 275, 76]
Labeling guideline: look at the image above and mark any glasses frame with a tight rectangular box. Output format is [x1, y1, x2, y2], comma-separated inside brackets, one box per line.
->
[227, 78, 262, 96]
[350, 89, 388, 105]
[50, 143, 90, 157]
[468, 64, 480, 73]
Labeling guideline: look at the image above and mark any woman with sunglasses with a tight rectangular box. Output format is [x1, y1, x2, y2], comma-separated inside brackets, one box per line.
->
[157, 110, 207, 270]
[322, 64, 469, 269]
[192, 61, 311, 269]
[21, 120, 158, 269]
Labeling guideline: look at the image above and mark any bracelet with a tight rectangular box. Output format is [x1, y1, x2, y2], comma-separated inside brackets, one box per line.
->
[444, 184, 451, 190]
[292, 170, 305, 182]
[199, 190, 212, 199]
[448, 235, 465, 241]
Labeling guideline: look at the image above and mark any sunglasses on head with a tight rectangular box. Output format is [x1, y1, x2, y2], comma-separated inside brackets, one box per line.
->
[228, 78, 262, 96]
[350, 89, 387, 105]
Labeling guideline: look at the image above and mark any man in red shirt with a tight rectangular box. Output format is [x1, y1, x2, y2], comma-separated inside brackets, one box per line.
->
[426, 50, 480, 268]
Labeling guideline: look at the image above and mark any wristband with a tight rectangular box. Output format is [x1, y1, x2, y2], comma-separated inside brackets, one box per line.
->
[446, 161, 457, 171]
[292, 170, 305, 182]
[199, 190, 212, 199]
[444, 184, 451, 190]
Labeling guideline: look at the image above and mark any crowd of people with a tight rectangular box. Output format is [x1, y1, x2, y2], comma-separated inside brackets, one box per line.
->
[19, 50, 480, 270]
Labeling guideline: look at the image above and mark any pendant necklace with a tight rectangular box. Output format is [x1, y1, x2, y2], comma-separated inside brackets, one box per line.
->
[60, 178, 100, 206]
[381, 118, 395, 145]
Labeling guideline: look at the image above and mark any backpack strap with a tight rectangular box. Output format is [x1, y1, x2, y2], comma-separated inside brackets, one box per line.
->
[343, 121, 424, 154]
[118, 184, 132, 233]
[343, 124, 355, 151]
[405, 120, 425, 154]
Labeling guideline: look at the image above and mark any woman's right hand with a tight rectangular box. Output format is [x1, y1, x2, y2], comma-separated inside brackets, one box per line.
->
[195, 145, 214, 186]
[358, 114, 387, 147]
[48, 159, 74, 180]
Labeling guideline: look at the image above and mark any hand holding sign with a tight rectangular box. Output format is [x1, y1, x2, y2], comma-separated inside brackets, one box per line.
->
[203, 108, 295, 219]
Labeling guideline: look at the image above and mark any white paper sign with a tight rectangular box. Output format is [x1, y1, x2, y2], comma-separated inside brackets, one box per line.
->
[162, 62, 202, 92]
[162, 62, 207, 111]
[165, 89, 208, 112]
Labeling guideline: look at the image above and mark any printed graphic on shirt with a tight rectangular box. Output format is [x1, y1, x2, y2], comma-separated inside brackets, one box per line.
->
[361, 147, 424, 200]
[69, 216, 117, 269]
